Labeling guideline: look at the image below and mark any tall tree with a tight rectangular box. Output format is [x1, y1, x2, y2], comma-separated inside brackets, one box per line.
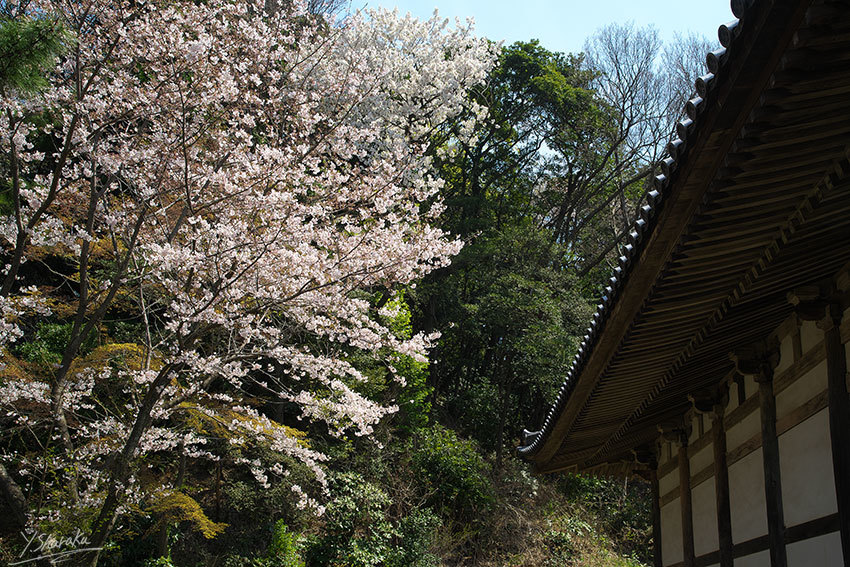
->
[413, 42, 600, 464]
[414, 29, 713, 463]
[543, 24, 713, 287]
[0, 1, 494, 562]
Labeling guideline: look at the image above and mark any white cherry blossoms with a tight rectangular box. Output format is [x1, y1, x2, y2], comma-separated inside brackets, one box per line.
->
[0, 0, 496, 527]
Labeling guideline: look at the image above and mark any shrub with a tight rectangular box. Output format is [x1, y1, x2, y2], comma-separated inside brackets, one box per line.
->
[387, 508, 440, 567]
[305, 473, 395, 567]
[409, 425, 494, 521]
[17, 321, 97, 365]
[265, 520, 304, 567]
[555, 473, 651, 563]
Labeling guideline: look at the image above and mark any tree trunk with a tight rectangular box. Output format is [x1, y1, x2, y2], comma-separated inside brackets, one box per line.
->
[86, 364, 177, 567]
[0, 463, 28, 529]
[494, 353, 513, 471]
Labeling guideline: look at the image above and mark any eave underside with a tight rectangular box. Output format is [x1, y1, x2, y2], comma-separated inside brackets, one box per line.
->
[533, 0, 850, 474]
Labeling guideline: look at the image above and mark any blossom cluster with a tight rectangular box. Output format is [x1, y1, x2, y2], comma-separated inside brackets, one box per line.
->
[0, 0, 495, 534]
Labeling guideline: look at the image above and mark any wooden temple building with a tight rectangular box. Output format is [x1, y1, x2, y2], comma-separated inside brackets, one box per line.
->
[518, 1, 850, 566]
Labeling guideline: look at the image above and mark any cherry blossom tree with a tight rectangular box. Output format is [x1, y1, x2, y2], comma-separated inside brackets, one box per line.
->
[0, 1, 494, 561]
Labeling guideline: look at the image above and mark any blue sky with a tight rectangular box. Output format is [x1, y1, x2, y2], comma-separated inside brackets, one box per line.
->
[369, 0, 731, 55]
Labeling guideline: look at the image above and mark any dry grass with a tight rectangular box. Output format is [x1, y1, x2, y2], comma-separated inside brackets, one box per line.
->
[432, 472, 649, 567]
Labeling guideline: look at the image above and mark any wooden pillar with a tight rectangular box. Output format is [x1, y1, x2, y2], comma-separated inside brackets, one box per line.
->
[712, 401, 733, 567]
[819, 304, 850, 561]
[650, 459, 663, 567]
[790, 286, 850, 562]
[733, 343, 786, 567]
[757, 369, 787, 567]
[678, 431, 695, 567]
[692, 385, 733, 567]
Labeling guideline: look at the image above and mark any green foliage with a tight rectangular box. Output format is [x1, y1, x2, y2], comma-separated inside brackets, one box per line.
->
[16, 321, 97, 365]
[541, 523, 580, 566]
[380, 292, 414, 340]
[218, 476, 312, 551]
[335, 290, 433, 433]
[0, 15, 70, 94]
[147, 492, 227, 539]
[408, 425, 493, 520]
[304, 470, 444, 567]
[556, 473, 652, 563]
[0, 20, 665, 565]
[262, 520, 304, 567]
[305, 472, 395, 567]
[392, 352, 432, 432]
[387, 508, 440, 567]
[415, 224, 590, 460]
[0, 187, 12, 216]
[413, 39, 617, 464]
[378, 291, 434, 431]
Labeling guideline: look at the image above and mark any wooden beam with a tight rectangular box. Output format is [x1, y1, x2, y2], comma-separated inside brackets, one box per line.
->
[661, 386, 830, 507]
[679, 432, 695, 567]
[665, 512, 841, 567]
[712, 404, 733, 567]
[635, 446, 664, 567]
[819, 304, 850, 562]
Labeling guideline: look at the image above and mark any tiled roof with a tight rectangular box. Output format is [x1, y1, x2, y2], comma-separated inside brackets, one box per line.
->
[517, 0, 849, 468]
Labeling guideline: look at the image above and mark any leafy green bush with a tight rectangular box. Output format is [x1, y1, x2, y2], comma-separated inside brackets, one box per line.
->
[191, 470, 313, 565]
[215, 519, 305, 567]
[387, 508, 440, 567]
[305, 472, 395, 567]
[262, 520, 304, 567]
[17, 321, 97, 365]
[556, 473, 652, 563]
[409, 425, 494, 521]
[541, 527, 577, 566]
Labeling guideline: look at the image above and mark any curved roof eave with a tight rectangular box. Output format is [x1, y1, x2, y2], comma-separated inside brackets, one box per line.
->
[518, 0, 816, 471]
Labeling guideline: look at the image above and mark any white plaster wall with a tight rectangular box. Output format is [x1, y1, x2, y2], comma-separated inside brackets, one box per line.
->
[726, 409, 760, 451]
[776, 359, 827, 418]
[736, 550, 770, 567]
[728, 380, 741, 412]
[659, 468, 678, 497]
[661, 498, 683, 567]
[779, 408, 837, 526]
[691, 477, 718, 557]
[690, 445, 713, 478]
[800, 320, 820, 354]
[787, 531, 843, 567]
[729, 449, 767, 543]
